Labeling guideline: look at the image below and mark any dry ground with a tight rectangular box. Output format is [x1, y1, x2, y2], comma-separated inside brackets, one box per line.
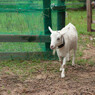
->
[0, 64, 95, 95]
[0, 35, 95, 95]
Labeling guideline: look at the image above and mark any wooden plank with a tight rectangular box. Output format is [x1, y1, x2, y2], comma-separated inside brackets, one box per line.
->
[0, 35, 50, 42]
[91, 0, 92, 23]
[86, 0, 92, 32]
[0, 52, 58, 60]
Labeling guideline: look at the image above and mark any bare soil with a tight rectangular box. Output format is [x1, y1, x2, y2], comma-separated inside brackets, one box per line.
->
[0, 35, 95, 95]
[0, 64, 95, 95]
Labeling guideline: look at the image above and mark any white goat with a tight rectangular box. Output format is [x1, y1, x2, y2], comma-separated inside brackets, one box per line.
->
[48, 23, 78, 78]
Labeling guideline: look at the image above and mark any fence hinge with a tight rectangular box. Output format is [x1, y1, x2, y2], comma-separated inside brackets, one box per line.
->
[51, 4, 66, 11]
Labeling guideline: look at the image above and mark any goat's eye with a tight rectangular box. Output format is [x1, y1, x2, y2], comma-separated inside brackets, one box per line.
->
[57, 38, 60, 40]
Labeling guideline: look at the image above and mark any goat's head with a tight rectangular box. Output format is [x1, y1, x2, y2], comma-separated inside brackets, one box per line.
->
[48, 27, 66, 50]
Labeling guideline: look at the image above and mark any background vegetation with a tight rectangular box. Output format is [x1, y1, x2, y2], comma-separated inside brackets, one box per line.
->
[0, 0, 95, 54]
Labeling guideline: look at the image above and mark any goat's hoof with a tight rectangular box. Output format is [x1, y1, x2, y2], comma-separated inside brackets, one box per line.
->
[61, 71, 65, 78]
[61, 74, 65, 78]
[72, 63, 75, 66]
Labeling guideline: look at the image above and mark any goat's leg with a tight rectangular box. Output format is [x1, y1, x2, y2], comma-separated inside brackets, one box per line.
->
[72, 49, 76, 66]
[59, 57, 63, 71]
[66, 52, 70, 61]
[61, 57, 66, 78]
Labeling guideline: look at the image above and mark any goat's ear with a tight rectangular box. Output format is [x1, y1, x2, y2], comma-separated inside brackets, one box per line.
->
[48, 26, 53, 33]
[60, 25, 70, 35]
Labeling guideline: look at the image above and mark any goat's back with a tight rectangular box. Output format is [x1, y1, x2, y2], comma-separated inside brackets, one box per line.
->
[62, 23, 78, 50]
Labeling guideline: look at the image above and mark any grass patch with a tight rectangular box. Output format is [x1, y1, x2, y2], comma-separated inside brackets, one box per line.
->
[0, 60, 60, 80]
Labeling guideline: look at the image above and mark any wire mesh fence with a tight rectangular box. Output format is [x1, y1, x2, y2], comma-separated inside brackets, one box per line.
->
[0, 0, 92, 59]
[0, 0, 87, 35]
[0, 0, 45, 55]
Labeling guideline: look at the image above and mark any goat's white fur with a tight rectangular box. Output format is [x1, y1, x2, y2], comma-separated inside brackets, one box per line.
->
[49, 23, 78, 78]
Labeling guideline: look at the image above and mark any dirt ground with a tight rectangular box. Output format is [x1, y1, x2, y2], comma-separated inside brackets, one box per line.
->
[0, 36, 95, 95]
[0, 64, 95, 95]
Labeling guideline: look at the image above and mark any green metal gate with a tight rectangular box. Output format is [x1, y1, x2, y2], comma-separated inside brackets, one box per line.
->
[0, 0, 65, 60]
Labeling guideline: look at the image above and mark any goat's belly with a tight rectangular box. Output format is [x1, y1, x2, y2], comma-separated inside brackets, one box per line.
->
[69, 45, 74, 50]
[69, 39, 77, 50]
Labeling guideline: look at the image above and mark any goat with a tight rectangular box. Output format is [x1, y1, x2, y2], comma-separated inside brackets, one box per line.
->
[92, 1, 95, 7]
[48, 23, 78, 78]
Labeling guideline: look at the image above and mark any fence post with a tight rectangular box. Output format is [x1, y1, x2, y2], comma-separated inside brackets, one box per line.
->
[57, 0, 65, 30]
[86, 0, 92, 32]
[43, 0, 52, 51]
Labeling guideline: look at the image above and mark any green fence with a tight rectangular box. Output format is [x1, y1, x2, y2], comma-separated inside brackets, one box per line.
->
[0, 0, 65, 60]
[0, 0, 86, 60]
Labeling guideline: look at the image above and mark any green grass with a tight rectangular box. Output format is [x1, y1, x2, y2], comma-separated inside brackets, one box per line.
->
[0, 12, 44, 35]
[0, 56, 94, 80]
[0, 11, 45, 52]
[0, 10, 95, 52]
[0, 60, 60, 80]
[0, 1, 95, 56]
[0, 1, 45, 52]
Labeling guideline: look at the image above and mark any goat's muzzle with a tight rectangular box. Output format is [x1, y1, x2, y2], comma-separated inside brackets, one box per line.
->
[50, 45, 55, 50]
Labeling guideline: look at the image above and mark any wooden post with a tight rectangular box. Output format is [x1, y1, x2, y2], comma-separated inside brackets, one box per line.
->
[91, 1, 92, 23]
[87, 0, 92, 32]
[43, 0, 52, 51]
[57, 0, 66, 30]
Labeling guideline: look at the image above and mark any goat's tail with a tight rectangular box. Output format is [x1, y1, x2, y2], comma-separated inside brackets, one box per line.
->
[69, 23, 77, 31]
